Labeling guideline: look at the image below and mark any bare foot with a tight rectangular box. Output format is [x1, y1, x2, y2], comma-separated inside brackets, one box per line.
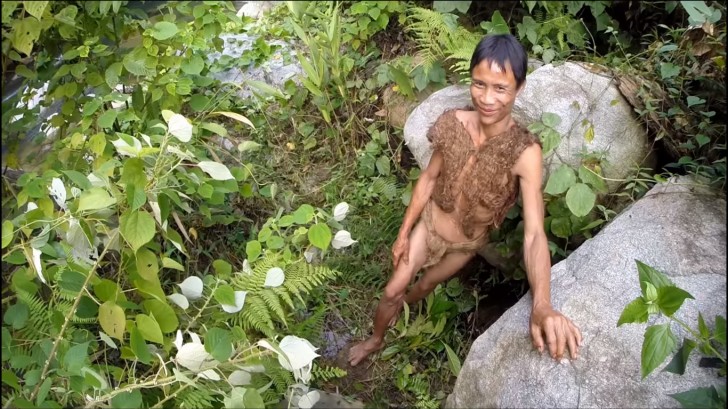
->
[348, 337, 384, 367]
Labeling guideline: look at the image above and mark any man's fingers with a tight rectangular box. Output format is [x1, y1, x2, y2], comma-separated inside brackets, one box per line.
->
[530, 323, 544, 354]
[567, 328, 578, 360]
[555, 322, 566, 360]
[573, 322, 583, 347]
[545, 321, 558, 358]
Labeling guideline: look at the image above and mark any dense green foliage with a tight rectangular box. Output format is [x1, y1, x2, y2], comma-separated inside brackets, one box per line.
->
[1, 0, 725, 408]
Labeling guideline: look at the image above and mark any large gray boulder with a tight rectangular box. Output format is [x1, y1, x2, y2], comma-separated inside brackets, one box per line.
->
[208, 33, 302, 100]
[403, 62, 653, 191]
[446, 177, 726, 408]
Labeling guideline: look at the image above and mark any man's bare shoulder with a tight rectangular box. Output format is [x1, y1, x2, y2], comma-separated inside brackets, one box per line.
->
[513, 143, 542, 177]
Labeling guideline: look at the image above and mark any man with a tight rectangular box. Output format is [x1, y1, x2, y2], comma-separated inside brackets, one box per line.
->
[348, 34, 582, 367]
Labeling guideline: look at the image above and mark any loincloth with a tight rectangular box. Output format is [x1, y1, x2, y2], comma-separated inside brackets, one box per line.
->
[422, 201, 488, 269]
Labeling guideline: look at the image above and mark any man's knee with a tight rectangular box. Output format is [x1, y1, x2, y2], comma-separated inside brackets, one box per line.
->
[382, 282, 406, 305]
[417, 276, 439, 293]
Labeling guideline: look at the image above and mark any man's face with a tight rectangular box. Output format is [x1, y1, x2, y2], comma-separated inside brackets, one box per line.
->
[469, 59, 522, 126]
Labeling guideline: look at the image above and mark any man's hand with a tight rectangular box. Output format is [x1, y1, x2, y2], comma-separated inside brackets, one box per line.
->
[392, 235, 409, 269]
[530, 303, 582, 360]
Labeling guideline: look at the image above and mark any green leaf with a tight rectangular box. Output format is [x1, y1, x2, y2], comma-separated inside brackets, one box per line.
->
[136, 314, 164, 344]
[54, 5, 77, 26]
[670, 386, 723, 409]
[2, 220, 14, 249]
[111, 390, 142, 409]
[656, 285, 694, 316]
[214, 285, 237, 306]
[565, 183, 596, 217]
[15, 64, 36, 79]
[433, 0, 471, 13]
[97, 109, 118, 129]
[129, 325, 152, 364]
[376, 155, 390, 176]
[98, 301, 126, 341]
[162, 257, 185, 271]
[3, 302, 29, 329]
[205, 328, 233, 362]
[577, 165, 608, 193]
[443, 342, 461, 376]
[641, 323, 677, 379]
[686, 96, 706, 107]
[190, 95, 211, 112]
[142, 300, 178, 333]
[714, 315, 726, 346]
[698, 312, 710, 338]
[105, 62, 123, 88]
[212, 259, 232, 276]
[388, 65, 413, 97]
[663, 338, 696, 375]
[635, 260, 674, 295]
[11, 17, 42, 56]
[123, 47, 152, 76]
[308, 223, 332, 250]
[22, 1, 47, 19]
[292, 204, 315, 224]
[544, 165, 577, 195]
[151, 21, 179, 40]
[243, 388, 265, 409]
[181, 54, 204, 75]
[267, 235, 284, 249]
[542, 112, 562, 128]
[63, 342, 89, 375]
[617, 297, 649, 326]
[550, 216, 572, 238]
[78, 187, 117, 212]
[246, 240, 262, 261]
[120, 210, 156, 252]
[540, 128, 561, 155]
[660, 62, 680, 79]
[135, 249, 159, 281]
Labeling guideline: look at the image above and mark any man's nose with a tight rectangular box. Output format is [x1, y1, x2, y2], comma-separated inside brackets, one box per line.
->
[480, 87, 496, 105]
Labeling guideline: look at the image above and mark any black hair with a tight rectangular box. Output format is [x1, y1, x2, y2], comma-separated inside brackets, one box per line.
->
[469, 34, 528, 89]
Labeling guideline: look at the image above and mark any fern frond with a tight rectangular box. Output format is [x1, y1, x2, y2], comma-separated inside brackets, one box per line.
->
[175, 386, 215, 409]
[240, 296, 276, 338]
[289, 306, 327, 342]
[259, 289, 288, 326]
[371, 177, 398, 201]
[312, 363, 347, 383]
[15, 291, 51, 341]
[262, 357, 295, 394]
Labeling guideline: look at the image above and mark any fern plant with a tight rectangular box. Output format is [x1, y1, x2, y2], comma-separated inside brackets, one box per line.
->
[230, 255, 339, 338]
[405, 6, 481, 78]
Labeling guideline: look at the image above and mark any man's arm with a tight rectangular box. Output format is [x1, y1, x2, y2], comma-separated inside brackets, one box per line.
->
[514, 144, 582, 360]
[392, 150, 443, 268]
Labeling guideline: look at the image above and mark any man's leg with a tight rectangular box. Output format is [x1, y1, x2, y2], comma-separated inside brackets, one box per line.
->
[348, 221, 430, 366]
[404, 250, 475, 305]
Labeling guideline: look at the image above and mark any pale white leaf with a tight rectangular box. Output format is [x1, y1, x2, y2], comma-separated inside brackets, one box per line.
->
[26, 202, 38, 212]
[298, 390, 320, 409]
[264, 267, 285, 287]
[71, 187, 82, 199]
[87, 173, 106, 188]
[48, 177, 67, 209]
[32, 248, 46, 284]
[99, 331, 118, 349]
[198, 161, 235, 181]
[168, 113, 193, 142]
[173, 368, 196, 387]
[111, 136, 142, 157]
[179, 276, 203, 300]
[212, 111, 256, 129]
[161, 109, 175, 123]
[189, 331, 202, 345]
[221, 290, 247, 313]
[303, 247, 319, 263]
[197, 369, 221, 381]
[293, 364, 313, 384]
[168, 293, 190, 310]
[141, 133, 153, 147]
[174, 330, 184, 350]
[333, 202, 349, 221]
[242, 259, 252, 275]
[331, 230, 357, 249]
[176, 342, 216, 372]
[237, 364, 265, 373]
[228, 370, 252, 386]
[149, 201, 162, 225]
[278, 335, 319, 371]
